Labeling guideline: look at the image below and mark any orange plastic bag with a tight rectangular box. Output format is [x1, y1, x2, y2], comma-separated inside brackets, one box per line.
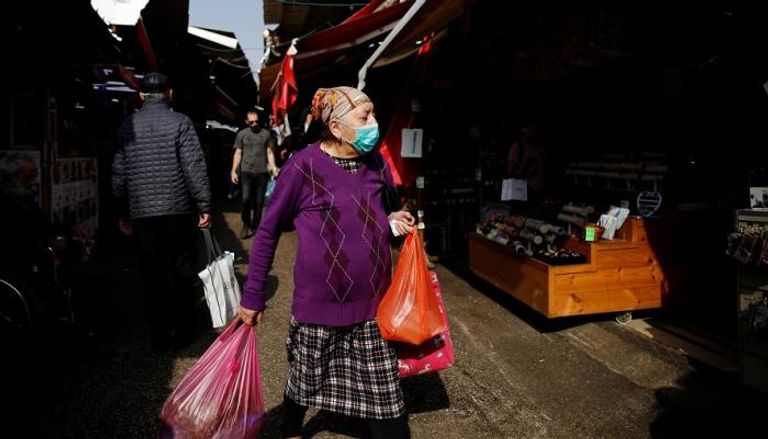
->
[377, 232, 445, 345]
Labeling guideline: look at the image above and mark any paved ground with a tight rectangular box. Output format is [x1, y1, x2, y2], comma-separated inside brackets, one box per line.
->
[6, 201, 766, 438]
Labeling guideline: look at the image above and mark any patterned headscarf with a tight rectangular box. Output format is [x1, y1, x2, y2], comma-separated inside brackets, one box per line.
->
[310, 86, 372, 126]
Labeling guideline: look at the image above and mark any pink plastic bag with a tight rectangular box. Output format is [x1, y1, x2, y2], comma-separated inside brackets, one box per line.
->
[159, 320, 265, 439]
[396, 271, 455, 378]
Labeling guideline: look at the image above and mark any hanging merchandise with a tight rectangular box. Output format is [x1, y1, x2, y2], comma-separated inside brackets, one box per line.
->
[637, 190, 663, 217]
[271, 40, 298, 126]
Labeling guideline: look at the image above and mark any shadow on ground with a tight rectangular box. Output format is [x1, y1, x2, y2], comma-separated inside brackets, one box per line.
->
[6, 205, 260, 438]
[5, 238, 186, 438]
[649, 359, 767, 438]
[254, 373, 450, 438]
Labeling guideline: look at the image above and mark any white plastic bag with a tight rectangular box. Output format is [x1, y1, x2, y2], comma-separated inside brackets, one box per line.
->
[198, 229, 241, 328]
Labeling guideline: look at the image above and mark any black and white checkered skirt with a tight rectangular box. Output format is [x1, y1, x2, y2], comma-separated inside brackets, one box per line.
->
[285, 317, 405, 419]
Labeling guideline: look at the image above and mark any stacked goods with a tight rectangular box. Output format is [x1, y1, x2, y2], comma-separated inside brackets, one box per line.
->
[476, 213, 583, 263]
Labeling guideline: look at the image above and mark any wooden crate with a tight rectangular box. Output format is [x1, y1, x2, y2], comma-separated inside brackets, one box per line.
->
[468, 218, 665, 318]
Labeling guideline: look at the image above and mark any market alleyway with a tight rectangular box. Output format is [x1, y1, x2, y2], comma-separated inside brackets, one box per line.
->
[8, 200, 765, 439]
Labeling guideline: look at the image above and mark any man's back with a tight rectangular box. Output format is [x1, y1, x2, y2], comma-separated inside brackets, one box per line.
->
[112, 96, 211, 219]
[111, 73, 212, 352]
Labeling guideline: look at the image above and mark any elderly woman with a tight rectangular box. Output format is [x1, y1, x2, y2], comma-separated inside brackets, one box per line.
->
[238, 86, 414, 439]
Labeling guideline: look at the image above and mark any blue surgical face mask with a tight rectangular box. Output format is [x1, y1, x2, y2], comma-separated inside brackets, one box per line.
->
[340, 121, 379, 154]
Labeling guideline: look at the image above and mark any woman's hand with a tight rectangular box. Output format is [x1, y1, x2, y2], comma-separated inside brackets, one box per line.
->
[388, 210, 415, 236]
[237, 306, 264, 326]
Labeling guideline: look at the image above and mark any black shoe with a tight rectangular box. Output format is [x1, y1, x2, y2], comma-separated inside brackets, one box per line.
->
[240, 225, 250, 239]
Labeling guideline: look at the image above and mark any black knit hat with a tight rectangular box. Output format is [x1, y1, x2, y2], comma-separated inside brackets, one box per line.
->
[140, 72, 171, 93]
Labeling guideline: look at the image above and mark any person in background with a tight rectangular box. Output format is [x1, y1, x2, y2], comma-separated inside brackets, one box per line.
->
[507, 122, 548, 203]
[231, 110, 277, 239]
[238, 86, 415, 439]
[112, 72, 212, 352]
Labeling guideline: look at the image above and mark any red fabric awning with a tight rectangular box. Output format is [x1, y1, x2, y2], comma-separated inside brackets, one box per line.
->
[340, 0, 386, 24]
[373, 0, 468, 68]
[136, 16, 158, 71]
[260, 0, 469, 185]
[259, 0, 413, 101]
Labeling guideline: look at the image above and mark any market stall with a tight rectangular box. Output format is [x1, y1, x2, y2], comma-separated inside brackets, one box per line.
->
[469, 215, 666, 322]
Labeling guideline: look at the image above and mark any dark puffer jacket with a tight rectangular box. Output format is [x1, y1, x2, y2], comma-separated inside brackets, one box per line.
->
[112, 97, 211, 219]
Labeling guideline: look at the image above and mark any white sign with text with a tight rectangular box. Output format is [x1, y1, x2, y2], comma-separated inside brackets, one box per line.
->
[401, 128, 423, 158]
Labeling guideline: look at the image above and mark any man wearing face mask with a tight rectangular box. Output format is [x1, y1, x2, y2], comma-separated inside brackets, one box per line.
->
[231, 110, 277, 239]
[237, 86, 414, 439]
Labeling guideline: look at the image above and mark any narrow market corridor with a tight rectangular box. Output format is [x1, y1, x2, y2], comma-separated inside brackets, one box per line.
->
[7, 199, 764, 439]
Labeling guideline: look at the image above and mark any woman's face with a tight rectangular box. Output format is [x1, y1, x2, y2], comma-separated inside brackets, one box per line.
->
[330, 102, 376, 143]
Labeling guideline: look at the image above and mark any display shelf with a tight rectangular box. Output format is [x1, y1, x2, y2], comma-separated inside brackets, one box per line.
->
[469, 217, 666, 318]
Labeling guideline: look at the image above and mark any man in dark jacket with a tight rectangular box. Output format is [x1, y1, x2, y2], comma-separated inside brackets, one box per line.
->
[112, 72, 212, 351]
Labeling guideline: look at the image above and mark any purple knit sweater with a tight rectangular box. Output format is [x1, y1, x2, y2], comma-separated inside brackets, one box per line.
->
[241, 143, 394, 326]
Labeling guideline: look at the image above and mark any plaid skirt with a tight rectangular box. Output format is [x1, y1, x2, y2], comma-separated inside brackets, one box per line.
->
[285, 317, 405, 419]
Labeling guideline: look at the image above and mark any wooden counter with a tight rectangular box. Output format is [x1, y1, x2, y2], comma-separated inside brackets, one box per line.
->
[469, 218, 666, 318]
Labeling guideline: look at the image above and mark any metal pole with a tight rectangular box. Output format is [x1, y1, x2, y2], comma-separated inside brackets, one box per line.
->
[357, 0, 427, 91]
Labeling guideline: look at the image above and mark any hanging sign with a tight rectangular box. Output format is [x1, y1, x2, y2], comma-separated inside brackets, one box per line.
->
[401, 128, 423, 158]
[501, 178, 527, 201]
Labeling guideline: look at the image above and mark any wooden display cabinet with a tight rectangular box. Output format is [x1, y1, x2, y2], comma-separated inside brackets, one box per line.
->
[469, 218, 666, 321]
